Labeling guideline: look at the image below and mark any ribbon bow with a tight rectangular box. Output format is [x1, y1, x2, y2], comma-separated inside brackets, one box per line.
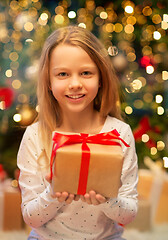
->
[50, 129, 129, 195]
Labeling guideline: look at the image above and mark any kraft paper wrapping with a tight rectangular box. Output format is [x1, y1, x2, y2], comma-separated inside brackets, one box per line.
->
[51, 142, 124, 198]
[0, 179, 23, 230]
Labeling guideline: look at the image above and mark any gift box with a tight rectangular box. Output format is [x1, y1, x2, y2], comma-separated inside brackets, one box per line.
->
[126, 199, 152, 231]
[50, 130, 129, 198]
[0, 179, 23, 231]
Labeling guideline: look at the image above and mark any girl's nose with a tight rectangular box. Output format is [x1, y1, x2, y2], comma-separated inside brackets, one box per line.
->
[68, 76, 82, 90]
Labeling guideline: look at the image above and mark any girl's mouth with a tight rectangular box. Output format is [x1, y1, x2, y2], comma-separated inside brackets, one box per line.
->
[66, 94, 85, 99]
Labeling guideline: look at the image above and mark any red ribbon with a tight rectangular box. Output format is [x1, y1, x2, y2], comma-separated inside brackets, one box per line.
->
[50, 129, 130, 195]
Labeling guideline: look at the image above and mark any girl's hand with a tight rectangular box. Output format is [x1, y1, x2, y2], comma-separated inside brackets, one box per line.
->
[80, 190, 107, 205]
[45, 173, 80, 204]
[51, 192, 80, 204]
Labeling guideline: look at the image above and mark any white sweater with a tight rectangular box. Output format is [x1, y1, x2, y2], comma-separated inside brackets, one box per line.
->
[17, 116, 138, 240]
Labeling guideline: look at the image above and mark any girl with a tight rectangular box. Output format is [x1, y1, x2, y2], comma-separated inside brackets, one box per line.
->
[17, 26, 138, 240]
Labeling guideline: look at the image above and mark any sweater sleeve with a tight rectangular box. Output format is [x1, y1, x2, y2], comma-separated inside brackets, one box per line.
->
[100, 124, 138, 225]
[17, 124, 64, 228]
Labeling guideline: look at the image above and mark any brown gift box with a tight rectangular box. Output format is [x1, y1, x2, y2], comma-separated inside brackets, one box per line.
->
[0, 190, 23, 231]
[51, 131, 127, 198]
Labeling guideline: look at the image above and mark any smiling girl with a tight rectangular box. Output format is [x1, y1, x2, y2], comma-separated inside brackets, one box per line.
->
[17, 26, 138, 240]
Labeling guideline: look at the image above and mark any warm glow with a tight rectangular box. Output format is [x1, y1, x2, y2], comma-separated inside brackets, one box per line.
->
[163, 157, 168, 168]
[100, 11, 108, 19]
[163, 14, 168, 22]
[157, 106, 164, 115]
[161, 21, 168, 30]
[132, 79, 142, 90]
[151, 147, 157, 155]
[125, 106, 133, 114]
[68, 11, 76, 19]
[153, 31, 161, 40]
[124, 24, 134, 34]
[9, 52, 19, 61]
[162, 71, 168, 80]
[142, 6, 152, 16]
[142, 134, 149, 143]
[157, 141, 165, 151]
[155, 95, 163, 103]
[36, 105, 40, 112]
[78, 23, 86, 28]
[5, 69, 12, 77]
[54, 15, 64, 24]
[0, 101, 5, 110]
[40, 13, 48, 20]
[12, 79, 21, 89]
[146, 65, 154, 74]
[13, 113, 22, 122]
[24, 22, 34, 31]
[18, 94, 28, 103]
[115, 23, 123, 32]
[125, 6, 134, 14]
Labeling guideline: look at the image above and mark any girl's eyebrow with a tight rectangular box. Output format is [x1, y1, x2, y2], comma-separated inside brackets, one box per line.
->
[53, 65, 97, 70]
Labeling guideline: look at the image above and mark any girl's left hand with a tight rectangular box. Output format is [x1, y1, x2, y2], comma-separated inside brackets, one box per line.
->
[80, 190, 107, 205]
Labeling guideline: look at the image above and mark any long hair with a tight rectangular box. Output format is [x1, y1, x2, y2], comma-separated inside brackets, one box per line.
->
[37, 25, 122, 154]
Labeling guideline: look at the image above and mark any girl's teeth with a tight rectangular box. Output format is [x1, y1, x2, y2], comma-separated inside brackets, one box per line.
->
[68, 95, 84, 99]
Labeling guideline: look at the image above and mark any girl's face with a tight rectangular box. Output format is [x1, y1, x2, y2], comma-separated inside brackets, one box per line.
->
[49, 44, 100, 116]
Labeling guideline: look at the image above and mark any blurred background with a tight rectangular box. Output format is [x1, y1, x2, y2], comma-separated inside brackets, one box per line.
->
[0, 0, 168, 239]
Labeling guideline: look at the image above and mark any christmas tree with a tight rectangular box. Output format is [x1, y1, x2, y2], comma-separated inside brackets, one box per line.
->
[0, 0, 168, 179]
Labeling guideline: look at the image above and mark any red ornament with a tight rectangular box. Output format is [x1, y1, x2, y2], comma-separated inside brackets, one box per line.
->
[0, 87, 14, 109]
[0, 164, 7, 181]
[133, 116, 160, 148]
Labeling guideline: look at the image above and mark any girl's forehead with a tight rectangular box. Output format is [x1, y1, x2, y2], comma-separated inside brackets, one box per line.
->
[50, 44, 99, 70]
[51, 44, 92, 61]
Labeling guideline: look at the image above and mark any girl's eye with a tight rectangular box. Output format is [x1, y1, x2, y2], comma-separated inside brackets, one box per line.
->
[81, 71, 92, 76]
[58, 72, 68, 77]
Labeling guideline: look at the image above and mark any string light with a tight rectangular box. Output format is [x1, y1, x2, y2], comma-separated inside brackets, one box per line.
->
[54, 15, 64, 24]
[13, 113, 22, 122]
[151, 147, 157, 155]
[125, 6, 134, 14]
[131, 79, 142, 90]
[157, 106, 164, 115]
[157, 141, 165, 151]
[125, 106, 133, 114]
[153, 31, 161, 40]
[12, 79, 22, 89]
[155, 95, 163, 103]
[5, 69, 12, 77]
[142, 134, 149, 143]
[40, 13, 48, 21]
[68, 11, 76, 19]
[163, 14, 168, 22]
[78, 23, 86, 28]
[24, 22, 34, 31]
[100, 11, 108, 19]
[162, 71, 168, 80]
[163, 157, 168, 168]
[0, 101, 5, 110]
[146, 65, 154, 74]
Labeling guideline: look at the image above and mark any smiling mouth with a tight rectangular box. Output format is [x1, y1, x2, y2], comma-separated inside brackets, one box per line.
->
[66, 94, 85, 99]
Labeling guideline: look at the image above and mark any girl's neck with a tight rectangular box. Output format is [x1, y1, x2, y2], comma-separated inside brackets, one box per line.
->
[57, 111, 105, 134]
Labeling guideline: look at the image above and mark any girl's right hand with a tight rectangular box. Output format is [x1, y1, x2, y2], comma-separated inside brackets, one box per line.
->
[45, 173, 80, 204]
[52, 192, 80, 204]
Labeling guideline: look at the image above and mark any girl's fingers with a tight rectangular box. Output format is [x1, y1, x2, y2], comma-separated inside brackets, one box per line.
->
[80, 195, 86, 202]
[95, 194, 107, 203]
[74, 195, 80, 201]
[57, 192, 69, 202]
[84, 193, 92, 204]
[65, 193, 74, 204]
[89, 191, 99, 205]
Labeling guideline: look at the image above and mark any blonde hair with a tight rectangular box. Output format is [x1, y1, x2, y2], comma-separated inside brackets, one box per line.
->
[37, 25, 122, 152]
